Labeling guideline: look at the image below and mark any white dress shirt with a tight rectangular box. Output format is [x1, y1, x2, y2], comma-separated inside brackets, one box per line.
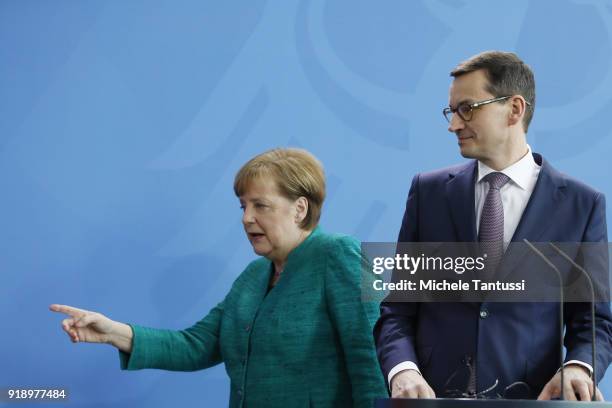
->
[475, 145, 540, 248]
[388, 146, 591, 388]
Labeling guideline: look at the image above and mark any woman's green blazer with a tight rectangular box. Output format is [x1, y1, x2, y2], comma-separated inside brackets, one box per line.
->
[120, 227, 387, 407]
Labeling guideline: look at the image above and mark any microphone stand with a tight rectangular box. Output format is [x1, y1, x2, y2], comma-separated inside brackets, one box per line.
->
[523, 239, 564, 401]
[549, 242, 598, 402]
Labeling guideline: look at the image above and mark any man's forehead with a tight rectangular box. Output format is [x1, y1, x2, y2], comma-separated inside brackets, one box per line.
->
[448, 70, 491, 104]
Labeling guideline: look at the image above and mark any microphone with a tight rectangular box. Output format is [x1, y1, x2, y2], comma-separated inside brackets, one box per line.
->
[522, 239, 565, 401]
[549, 242, 599, 402]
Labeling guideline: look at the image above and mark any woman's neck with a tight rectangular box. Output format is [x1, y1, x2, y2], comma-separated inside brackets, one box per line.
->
[270, 228, 313, 283]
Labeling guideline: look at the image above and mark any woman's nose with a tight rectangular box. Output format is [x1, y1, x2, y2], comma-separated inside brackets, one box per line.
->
[242, 207, 254, 225]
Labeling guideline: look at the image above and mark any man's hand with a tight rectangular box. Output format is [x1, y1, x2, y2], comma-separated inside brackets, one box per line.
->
[391, 369, 436, 399]
[538, 364, 604, 401]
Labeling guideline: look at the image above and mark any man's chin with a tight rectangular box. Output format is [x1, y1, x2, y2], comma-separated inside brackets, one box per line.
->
[459, 147, 476, 159]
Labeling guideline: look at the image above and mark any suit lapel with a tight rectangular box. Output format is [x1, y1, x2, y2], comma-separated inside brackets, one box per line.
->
[445, 162, 479, 306]
[497, 154, 567, 281]
[445, 161, 478, 243]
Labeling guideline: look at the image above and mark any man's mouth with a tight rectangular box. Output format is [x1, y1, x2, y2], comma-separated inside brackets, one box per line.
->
[457, 134, 474, 143]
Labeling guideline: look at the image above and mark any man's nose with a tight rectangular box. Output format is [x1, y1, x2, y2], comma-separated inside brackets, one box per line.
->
[448, 113, 465, 133]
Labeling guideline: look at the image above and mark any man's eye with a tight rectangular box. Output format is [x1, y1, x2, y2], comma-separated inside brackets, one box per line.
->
[255, 203, 267, 209]
[458, 104, 471, 115]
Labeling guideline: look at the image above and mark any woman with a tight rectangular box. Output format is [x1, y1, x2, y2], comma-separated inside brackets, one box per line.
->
[50, 148, 386, 407]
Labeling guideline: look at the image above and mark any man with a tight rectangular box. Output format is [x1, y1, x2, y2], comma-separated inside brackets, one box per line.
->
[374, 51, 612, 400]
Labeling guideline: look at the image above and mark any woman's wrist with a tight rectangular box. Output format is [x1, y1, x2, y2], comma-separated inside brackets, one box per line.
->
[108, 321, 133, 353]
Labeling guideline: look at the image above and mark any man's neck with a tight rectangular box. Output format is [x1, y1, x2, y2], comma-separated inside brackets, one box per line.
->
[482, 140, 529, 171]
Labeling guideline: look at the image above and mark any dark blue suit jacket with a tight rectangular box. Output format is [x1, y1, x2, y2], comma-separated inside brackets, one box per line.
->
[374, 153, 612, 398]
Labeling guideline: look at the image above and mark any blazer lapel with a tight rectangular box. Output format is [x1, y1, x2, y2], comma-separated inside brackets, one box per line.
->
[445, 162, 480, 306]
[445, 161, 478, 243]
[497, 154, 567, 281]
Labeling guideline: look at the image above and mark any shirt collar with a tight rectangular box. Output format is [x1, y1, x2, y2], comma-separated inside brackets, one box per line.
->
[477, 145, 539, 190]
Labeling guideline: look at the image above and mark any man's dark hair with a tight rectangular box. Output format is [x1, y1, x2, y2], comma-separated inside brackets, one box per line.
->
[451, 50, 536, 132]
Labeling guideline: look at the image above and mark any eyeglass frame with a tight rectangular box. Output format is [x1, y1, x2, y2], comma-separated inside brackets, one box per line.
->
[442, 359, 533, 399]
[443, 95, 532, 123]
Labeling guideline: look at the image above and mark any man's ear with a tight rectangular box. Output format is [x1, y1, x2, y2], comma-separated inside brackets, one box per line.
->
[508, 96, 527, 127]
[295, 197, 308, 224]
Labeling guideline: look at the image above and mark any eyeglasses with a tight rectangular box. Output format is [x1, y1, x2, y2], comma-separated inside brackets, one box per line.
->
[443, 95, 531, 123]
[443, 356, 532, 399]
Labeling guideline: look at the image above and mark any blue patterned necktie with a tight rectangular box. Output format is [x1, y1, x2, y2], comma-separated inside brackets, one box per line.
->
[479, 172, 510, 279]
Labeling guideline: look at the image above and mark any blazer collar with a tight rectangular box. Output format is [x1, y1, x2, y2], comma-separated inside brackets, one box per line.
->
[445, 153, 566, 244]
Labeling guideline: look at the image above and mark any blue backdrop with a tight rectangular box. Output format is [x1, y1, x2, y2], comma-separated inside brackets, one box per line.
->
[1, 1, 612, 406]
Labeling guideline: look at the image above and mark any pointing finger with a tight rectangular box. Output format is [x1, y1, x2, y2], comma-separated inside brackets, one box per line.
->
[50, 304, 88, 317]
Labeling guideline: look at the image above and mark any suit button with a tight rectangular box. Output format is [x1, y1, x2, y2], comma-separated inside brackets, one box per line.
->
[237, 389, 243, 397]
[245, 325, 250, 332]
[480, 309, 489, 319]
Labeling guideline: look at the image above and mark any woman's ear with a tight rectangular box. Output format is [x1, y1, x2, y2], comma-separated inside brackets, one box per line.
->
[294, 197, 308, 224]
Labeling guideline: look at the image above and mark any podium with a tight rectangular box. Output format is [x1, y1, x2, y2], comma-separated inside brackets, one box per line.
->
[375, 399, 612, 408]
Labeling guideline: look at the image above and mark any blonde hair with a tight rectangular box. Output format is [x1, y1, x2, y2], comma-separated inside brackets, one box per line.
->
[234, 148, 325, 230]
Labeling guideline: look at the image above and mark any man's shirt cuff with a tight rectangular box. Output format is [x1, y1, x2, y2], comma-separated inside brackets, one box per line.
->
[564, 360, 593, 376]
[388, 361, 421, 391]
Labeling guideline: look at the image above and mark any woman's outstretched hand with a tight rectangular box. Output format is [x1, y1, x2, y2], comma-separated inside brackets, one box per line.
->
[49, 304, 133, 353]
